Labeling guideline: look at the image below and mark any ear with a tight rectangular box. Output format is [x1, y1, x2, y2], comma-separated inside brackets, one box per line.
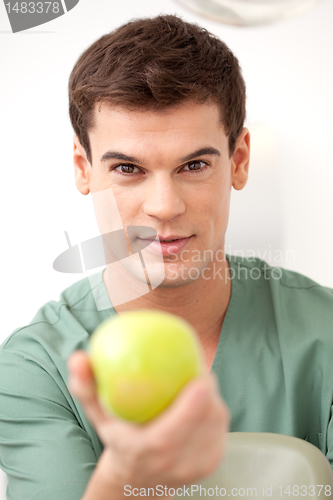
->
[73, 135, 91, 195]
[231, 128, 250, 191]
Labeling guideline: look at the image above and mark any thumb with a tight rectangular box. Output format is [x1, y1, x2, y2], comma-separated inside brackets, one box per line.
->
[150, 376, 212, 439]
[67, 350, 111, 429]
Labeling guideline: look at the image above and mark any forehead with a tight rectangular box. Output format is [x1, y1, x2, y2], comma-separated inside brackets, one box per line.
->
[88, 101, 228, 159]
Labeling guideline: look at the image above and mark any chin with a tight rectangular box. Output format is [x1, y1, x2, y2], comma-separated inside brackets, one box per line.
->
[158, 262, 203, 288]
[157, 276, 195, 289]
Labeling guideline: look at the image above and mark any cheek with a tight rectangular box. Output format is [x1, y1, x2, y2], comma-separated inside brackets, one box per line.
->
[193, 182, 230, 218]
[216, 193, 231, 231]
[212, 171, 231, 215]
[89, 170, 111, 194]
[113, 190, 141, 223]
[198, 186, 231, 241]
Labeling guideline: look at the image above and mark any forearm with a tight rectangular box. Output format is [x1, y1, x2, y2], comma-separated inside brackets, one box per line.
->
[81, 448, 127, 500]
[81, 448, 172, 500]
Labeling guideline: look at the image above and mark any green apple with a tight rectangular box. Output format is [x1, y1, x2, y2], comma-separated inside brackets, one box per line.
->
[88, 309, 203, 423]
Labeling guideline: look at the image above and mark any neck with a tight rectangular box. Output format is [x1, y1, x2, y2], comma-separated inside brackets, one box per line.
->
[103, 249, 232, 349]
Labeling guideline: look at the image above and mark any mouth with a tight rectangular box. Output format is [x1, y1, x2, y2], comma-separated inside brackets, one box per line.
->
[138, 235, 194, 256]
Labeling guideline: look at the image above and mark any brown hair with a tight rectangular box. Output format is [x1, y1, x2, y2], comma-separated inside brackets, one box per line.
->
[68, 14, 246, 164]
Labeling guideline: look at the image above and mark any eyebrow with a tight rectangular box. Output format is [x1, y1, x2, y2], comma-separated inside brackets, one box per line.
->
[180, 147, 221, 163]
[100, 151, 144, 164]
[100, 146, 221, 165]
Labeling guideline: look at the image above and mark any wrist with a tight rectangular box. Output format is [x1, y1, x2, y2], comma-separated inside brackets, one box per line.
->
[82, 447, 174, 500]
[82, 448, 125, 500]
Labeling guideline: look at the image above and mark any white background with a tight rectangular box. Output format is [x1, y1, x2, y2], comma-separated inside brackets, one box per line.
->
[0, 0, 333, 497]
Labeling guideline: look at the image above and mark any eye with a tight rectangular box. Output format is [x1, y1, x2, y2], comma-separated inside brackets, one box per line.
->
[110, 160, 209, 177]
[110, 164, 142, 176]
[182, 160, 208, 173]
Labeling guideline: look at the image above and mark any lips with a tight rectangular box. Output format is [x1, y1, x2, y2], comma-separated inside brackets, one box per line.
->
[157, 235, 191, 241]
[139, 236, 194, 256]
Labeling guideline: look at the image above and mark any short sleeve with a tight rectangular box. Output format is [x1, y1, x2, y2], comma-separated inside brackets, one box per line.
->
[0, 349, 97, 500]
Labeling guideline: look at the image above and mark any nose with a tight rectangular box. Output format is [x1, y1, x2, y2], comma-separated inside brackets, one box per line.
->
[143, 175, 186, 221]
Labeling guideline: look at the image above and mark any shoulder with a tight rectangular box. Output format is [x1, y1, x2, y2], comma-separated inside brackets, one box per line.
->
[228, 253, 333, 336]
[0, 271, 105, 370]
[229, 253, 333, 294]
[0, 272, 105, 461]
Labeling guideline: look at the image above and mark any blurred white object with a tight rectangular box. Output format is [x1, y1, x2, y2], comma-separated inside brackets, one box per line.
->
[176, 0, 325, 26]
[0, 468, 7, 500]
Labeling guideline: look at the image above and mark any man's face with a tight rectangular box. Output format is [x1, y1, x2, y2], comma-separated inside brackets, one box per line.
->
[74, 100, 249, 288]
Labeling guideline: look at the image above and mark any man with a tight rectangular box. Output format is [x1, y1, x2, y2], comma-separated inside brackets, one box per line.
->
[1, 13, 333, 500]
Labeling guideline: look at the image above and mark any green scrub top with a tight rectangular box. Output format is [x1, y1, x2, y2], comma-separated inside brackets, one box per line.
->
[1, 255, 333, 500]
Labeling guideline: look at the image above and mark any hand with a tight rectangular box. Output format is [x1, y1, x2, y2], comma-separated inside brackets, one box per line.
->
[67, 349, 230, 493]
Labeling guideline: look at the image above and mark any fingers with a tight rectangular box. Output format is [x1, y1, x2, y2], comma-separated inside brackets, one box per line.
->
[67, 350, 110, 429]
[166, 374, 229, 480]
[67, 349, 230, 468]
[67, 349, 95, 383]
[147, 371, 229, 451]
[148, 375, 213, 442]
